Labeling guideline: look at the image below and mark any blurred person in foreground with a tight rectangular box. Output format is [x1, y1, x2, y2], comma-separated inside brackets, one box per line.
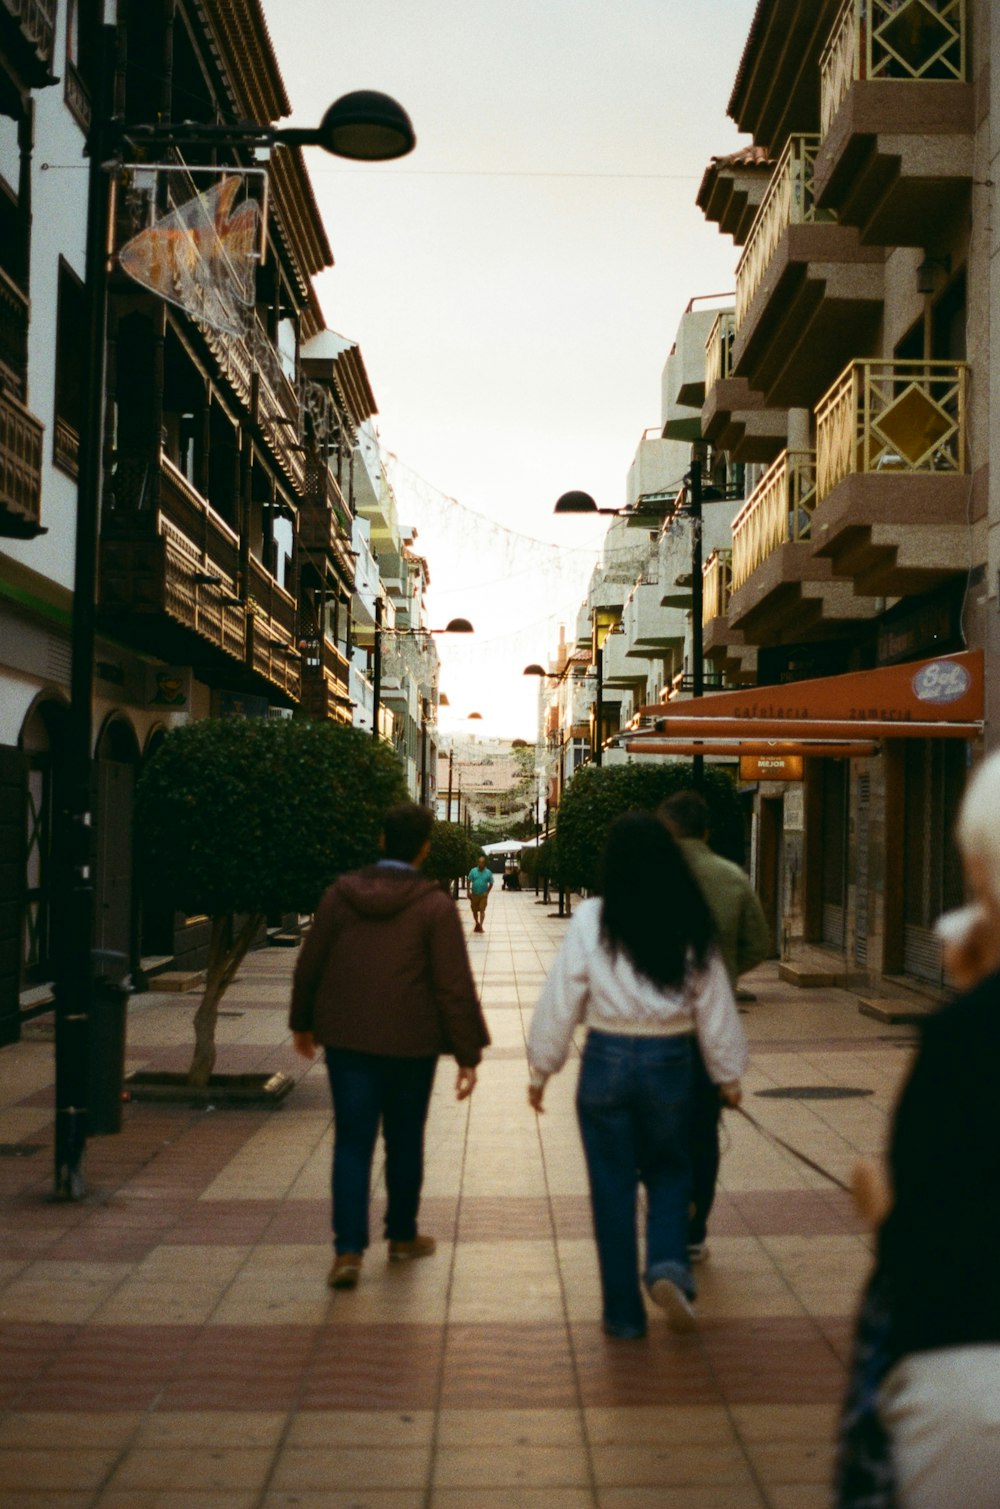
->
[526, 812, 748, 1339]
[659, 789, 770, 1262]
[290, 803, 490, 1291]
[834, 750, 1000, 1508]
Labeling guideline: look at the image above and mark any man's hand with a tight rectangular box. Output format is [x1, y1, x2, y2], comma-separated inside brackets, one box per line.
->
[718, 1080, 742, 1108]
[456, 1066, 477, 1100]
[292, 1030, 317, 1061]
[527, 1083, 545, 1114]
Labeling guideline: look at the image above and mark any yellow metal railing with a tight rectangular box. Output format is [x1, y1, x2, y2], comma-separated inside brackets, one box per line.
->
[731, 451, 817, 592]
[704, 310, 736, 395]
[815, 359, 967, 501]
[702, 549, 732, 625]
[735, 137, 836, 328]
[821, 0, 967, 136]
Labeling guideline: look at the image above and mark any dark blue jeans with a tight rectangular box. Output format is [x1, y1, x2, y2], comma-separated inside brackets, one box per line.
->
[325, 1049, 437, 1255]
[576, 1030, 695, 1335]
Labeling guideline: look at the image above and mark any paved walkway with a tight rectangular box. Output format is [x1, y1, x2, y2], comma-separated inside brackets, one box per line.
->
[0, 888, 917, 1507]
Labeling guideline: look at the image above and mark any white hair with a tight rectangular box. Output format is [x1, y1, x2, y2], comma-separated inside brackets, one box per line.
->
[956, 749, 1000, 887]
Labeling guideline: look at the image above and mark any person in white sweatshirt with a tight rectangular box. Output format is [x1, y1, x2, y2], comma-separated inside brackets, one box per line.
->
[527, 812, 748, 1339]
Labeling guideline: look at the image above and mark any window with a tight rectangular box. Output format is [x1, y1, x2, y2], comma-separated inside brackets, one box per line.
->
[65, 0, 102, 130]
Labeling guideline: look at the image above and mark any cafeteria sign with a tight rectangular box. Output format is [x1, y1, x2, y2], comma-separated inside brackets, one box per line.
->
[740, 754, 804, 782]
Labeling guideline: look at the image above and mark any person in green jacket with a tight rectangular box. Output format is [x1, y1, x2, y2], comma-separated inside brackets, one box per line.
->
[659, 789, 771, 1260]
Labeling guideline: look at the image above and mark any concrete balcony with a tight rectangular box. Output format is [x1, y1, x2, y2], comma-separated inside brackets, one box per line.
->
[702, 309, 787, 463]
[728, 449, 878, 644]
[622, 578, 686, 657]
[812, 358, 971, 595]
[696, 147, 773, 247]
[732, 135, 884, 408]
[815, 0, 973, 244]
[601, 629, 648, 691]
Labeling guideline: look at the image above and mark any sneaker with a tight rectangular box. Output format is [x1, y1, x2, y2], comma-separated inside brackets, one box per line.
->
[328, 1252, 363, 1289]
[688, 1242, 709, 1264]
[602, 1320, 647, 1340]
[388, 1234, 437, 1261]
[649, 1277, 697, 1333]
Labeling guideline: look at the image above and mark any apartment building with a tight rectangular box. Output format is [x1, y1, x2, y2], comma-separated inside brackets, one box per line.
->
[0, 0, 422, 1043]
[552, 0, 991, 1003]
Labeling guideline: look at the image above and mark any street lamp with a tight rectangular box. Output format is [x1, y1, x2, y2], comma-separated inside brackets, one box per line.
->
[370, 614, 473, 741]
[56, 29, 417, 1199]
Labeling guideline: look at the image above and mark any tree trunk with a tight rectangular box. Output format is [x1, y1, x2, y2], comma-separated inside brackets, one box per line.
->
[187, 912, 266, 1086]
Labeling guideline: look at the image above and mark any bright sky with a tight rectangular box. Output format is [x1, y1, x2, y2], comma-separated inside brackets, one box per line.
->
[262, 0, 756, 739]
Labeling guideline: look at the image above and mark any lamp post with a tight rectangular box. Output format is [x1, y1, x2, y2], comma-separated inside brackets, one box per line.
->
[370, 616, 473, 743]
[56, 31, 416, 1199]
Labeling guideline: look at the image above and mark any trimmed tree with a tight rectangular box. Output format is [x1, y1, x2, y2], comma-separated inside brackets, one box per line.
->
[422, 821, 478, 890]
[135, 718, 406, 1085]
[555, 762, 744, 893]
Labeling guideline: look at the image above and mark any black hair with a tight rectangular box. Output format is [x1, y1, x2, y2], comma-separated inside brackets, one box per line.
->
[382, 803, 434, 862]
[598, 811, 716, 990]
[657, 788, 710, 840]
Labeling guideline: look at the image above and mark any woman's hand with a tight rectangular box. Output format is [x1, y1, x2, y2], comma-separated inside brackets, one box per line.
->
[718, 1080, 742, 1108]
[456, 1067, 477, 1100]
[851, 1157, 892, 1229]
[292, 1030, 317, 1060]
[528, 1083, 545, 1114]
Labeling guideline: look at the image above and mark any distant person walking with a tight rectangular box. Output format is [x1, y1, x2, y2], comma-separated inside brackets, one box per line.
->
[290, 804, 490, 1291]
[834, 750, 1000, 1508]
[527, 813, 748, 1339]
[659, 789, 770, 1262]
[467, 855, 494, 933]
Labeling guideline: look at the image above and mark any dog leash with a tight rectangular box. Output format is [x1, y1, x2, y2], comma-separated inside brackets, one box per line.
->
[734, 1103, 852, 1194]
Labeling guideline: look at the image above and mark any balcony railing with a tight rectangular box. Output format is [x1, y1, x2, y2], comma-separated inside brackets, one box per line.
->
[704, 310, 736, 395]
[0, 266, 29, 398]
[735, 136, 836, 329]
[0, 386, 44, 533]
[2, 0, 56, 64]
[821, 0, 967, 137]
[731, 451, 817, 592]
[702, 549, 732, 625]
[815, 359, 967, 501]
[201, 316, 305, 491]
[160, 516, 246, 662]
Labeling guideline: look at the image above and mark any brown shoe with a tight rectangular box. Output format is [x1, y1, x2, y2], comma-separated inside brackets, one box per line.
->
[328, 1252, 363, 1289]
[388, 1234, 436, 1261]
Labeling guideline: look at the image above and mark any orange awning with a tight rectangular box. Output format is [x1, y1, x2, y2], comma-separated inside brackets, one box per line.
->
[623, 741, 878, 759]
[630, 650, 983, 748]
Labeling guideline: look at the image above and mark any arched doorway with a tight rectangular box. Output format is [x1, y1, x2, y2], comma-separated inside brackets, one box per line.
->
[94, 716, 140, 964]
[139, 725, 176, 960]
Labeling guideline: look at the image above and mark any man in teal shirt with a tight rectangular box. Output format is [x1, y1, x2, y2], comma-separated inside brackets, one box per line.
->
[659, 790, 771, 1261]
[467, 855, 494, 933]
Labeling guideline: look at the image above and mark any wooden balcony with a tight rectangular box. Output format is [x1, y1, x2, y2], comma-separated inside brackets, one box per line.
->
[1, 0, 57, 82]
[815, 0, 973, 244]
[299, 466, 356, 585]
[732, 135, 883, 408]
[812, 358, 971, 595]
[200, 317, 305, 494]
[728, 449, 878, 644]
[0, 267, 29, 400]
[0, 386, 44, 539]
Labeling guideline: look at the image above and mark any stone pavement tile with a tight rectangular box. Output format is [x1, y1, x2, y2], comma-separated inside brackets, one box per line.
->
[431, 1494, 594, 1509]
[756, 1234, 873, 1315]
[742, 1437, 834, 1487]
[323, 1244, 453, 1325]
[688, 1239, 804, 1320]
[435, 1407, 585, 1447]
[103, 1445, 275, 1493]
[285, 1409, 434, 1447]
[432, 1443, 591, 1489]
[723, 1190, 864, 1237]
[583, 1405, 734, 1446]
[14, 1324, 198, 1412]
[97, 1495, 258, 1509]
[697, 1317, 847, 1404]
[133, 1411, 286, 1447]
[0, 1259, 129, 1324]
[0, 1411, 141, 1448]
[448, 1239, 565, 1324]
[591, 1439, 756, 1489]
[572, 1326, 718, 1408]
[0, 1497, 94, 1509]
[155, 1324, 315, 1411]
[268, 1444, 431, 1490]
[299, 1323, 443, 1411]
[264, 1496, 418, 1509]
[0, 1447, 119, 1490]
[93, 1278, 235, 1326]
[598, 1490, 766, 1509]
[440, 1324, 577, 1409]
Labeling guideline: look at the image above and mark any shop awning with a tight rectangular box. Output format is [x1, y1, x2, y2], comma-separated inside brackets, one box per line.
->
[623, 650, 983, 756]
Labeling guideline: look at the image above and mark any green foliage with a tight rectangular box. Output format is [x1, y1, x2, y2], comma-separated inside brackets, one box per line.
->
[555, 762, 744, 892]
[536, 835, 562, 884]
[423, 821, 478, 884]
[135, 718, 407, 916]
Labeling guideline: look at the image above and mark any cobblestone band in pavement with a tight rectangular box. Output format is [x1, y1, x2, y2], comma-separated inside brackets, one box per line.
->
[0, 888, 916, 1507]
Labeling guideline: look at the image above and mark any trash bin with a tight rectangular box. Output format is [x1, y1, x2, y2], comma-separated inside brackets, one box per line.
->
[89, 949, 131, 1136]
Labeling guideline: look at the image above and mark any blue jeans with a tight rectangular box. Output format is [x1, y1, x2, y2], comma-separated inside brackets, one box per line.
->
[325, 1049, 437, 1255]
[576, 1030, 695, 1335]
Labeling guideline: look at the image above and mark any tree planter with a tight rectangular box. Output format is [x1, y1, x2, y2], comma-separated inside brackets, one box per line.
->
[124, 1070, 294, 1107]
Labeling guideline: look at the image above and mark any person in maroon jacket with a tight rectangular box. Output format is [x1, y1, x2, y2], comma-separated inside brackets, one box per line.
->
[290, 803, 490, 1290]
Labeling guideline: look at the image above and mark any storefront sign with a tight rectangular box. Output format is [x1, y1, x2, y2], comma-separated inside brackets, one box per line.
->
[740, 754, 804, 782]
[145, 665, 192, 709]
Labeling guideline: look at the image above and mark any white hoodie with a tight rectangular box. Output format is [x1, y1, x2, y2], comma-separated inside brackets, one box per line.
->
[527, 898, 749, 1087]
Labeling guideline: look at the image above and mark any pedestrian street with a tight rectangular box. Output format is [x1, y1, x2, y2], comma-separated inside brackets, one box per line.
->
[0, 886, 918, 1507]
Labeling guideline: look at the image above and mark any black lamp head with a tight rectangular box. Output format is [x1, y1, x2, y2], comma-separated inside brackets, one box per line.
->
[318, 91, 416, 161]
